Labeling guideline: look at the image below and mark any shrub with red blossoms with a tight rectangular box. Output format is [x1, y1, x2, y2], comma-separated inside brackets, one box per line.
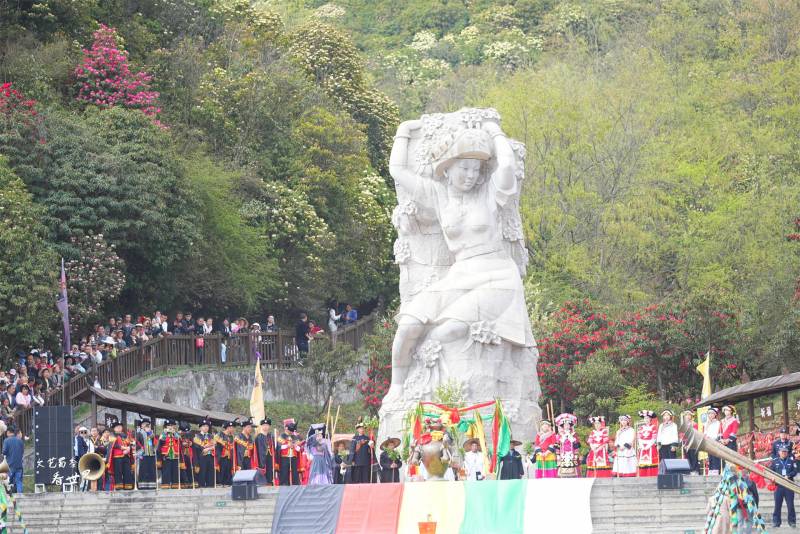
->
[0, 83, 44, 143]
[73, 25, 162, 119]
[537, 299, 613, 410]
[356, 317, 395, 416]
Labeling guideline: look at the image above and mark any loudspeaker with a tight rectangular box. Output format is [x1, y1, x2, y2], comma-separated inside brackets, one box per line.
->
[231, 469, 263, 500]
[659, 458, 691, 475]
[657, 473, 684, 490]
[232, 469, 265, 484]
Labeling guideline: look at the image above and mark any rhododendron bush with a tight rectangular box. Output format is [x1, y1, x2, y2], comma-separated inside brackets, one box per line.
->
[74, 25, 161, 120]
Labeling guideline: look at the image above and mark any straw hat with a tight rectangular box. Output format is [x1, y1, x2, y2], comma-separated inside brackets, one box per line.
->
[463, 438, 482, 451]
[380, 437, 401, 450]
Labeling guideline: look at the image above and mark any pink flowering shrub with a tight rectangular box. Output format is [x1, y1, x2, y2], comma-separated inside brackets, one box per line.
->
[73, 25, 162, 120]
[357, 318, 395, 415]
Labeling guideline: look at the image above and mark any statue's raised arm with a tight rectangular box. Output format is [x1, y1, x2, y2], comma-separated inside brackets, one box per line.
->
[379, 108, 541, 448]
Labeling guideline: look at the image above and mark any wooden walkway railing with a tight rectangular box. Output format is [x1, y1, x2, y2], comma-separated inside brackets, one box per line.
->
[14, 314, 376, 436]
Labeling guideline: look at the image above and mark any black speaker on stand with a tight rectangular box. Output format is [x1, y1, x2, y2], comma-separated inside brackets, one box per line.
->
[231, 469, 264, 500]
[657, 458, 691, 489]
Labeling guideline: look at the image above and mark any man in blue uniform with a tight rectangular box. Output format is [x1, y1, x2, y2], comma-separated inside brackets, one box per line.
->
[772, 445, 797, 528]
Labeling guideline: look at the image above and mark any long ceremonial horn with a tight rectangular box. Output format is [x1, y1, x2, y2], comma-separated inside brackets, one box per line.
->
[680, 420, 800, 494]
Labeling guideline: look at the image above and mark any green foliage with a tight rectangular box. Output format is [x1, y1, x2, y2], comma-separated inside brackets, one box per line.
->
[300, 338, 363, 414]
[566, 351, 624, 418]
[614, 386, 678, 421]
[0, 158, 58, 361]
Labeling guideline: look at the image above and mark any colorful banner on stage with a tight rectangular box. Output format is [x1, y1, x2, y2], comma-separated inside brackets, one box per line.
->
[271, 478, 595, 534]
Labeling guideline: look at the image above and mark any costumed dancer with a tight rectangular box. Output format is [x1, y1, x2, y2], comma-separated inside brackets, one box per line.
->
[135, 418, 157, 490]
[277, 419, 303, 485]
[612, 415, 637, 477]
[157, 419, 181, 489]
[636, 410, 659, 477]
[348, 421, 374, 484]
[585, 416, 611, 478]
[555, 413, 580, 478]
[379, 437, 403, 483]
[107, 419, 134, 490]
[720, 405, 739, 454]
[499, 439, 524, 480]
[533, 420, 558, 478]
[680, 411, 699, 474]
[193, 419, 216, 488]
[704, 407, 722, 474]
[233, 419, 258, 472]
[179, 422, 197, 488]
[333, 438, 351, 484]
[462, 438, 484, 481]
[656, 409, 679, 461]
[305, 423, 334, 485]
[254, 418, 275, 486]
[215, 421, 236, 486]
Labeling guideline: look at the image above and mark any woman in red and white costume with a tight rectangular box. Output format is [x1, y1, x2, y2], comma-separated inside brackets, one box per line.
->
[612, 415, 637, 477]
[704, 407, 722, 474]
[585, 416, 611, 478]
[636, 410, 659, 477]
[720, 404, 739, 453]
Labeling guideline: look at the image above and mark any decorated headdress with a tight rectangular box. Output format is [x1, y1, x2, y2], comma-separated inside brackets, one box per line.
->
[681, 410, 695, 419]
[307, 423, 327, 440]
[539, 420, 552, 429]
[660, 409, 674, 418]
[588, 416, 605, 426]
[722, 405, 737, 416]
[554, 413, 577, 428]
[708, 407, 720, 415]
[638, 410, 656, 419]
[618, 414, 631, 423]
[283, 418, 296, 427]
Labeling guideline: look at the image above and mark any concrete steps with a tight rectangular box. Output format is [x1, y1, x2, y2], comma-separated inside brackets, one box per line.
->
[4, 477, 798, 533]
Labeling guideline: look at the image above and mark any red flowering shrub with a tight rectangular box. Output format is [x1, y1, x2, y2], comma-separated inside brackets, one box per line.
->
[73, 25, 161, 120]
[537, 299, 613, 409]
[0, 82, 44, 143]
[357, 317, 395, 415]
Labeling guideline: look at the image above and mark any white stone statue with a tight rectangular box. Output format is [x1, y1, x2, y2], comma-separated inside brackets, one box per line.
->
[378, 108, 541, 445]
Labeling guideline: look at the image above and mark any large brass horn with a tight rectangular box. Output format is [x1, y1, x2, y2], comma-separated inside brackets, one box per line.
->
[77, 452, 106, 481]
[680, 420, 800, 494]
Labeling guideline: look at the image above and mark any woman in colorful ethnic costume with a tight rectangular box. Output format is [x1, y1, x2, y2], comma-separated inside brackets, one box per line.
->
[636, 410, 659, 476]
[555, 413, 580, 477]
[656, 409, 679, 461]
[305, 423, 334, 485]
[533, 420, 558, 478]
[703, 407, 722, 474]
[612, 415, 637, 478]
[720, 405, 740, 453]
[585, 416, 611, 478]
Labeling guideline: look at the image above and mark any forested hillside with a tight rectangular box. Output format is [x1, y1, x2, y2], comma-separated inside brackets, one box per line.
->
[3, 0, 800, 406]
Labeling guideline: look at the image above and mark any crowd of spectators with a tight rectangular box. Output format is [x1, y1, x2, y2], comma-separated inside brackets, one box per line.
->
[5, 305, 362, 423]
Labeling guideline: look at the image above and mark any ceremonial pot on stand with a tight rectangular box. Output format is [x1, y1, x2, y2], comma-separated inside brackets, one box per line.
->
[419, 440, 451, 481]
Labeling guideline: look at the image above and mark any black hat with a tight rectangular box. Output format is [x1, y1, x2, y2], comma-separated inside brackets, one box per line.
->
[164, 419, 177, 426]
[223, 421, 235, 429]
[179, 422, 191, 432]
[287, 422, 297, 432]
[136, 418, 151, 427]
[260, 418, 272, 426]
[242, 418, 254, 428]
[112, 420, 123, 429]
[200, 419, 212, 428]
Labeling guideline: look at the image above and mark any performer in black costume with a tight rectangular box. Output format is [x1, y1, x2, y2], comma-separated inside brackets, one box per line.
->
[254, 418, 275, 485]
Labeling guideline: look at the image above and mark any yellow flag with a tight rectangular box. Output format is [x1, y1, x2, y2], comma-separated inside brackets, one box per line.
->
[249, 359, 265, 424]
[697, 352, 711, 399]
[696, 352, 711, 435]
[473, 412, 491, 476]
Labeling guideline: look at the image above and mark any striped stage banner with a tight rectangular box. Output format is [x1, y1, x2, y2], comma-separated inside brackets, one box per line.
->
[270, 478, 595, 534]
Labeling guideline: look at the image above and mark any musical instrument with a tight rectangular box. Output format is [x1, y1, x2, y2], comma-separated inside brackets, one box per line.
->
[680, 421, 800, 494]
[78, 452, 106, 481]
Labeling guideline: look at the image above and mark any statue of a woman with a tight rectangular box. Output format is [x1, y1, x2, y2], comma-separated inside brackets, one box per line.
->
[379, 109, 540, 445]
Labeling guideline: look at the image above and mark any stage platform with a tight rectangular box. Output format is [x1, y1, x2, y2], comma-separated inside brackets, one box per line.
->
[7, 476, 795, 533]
